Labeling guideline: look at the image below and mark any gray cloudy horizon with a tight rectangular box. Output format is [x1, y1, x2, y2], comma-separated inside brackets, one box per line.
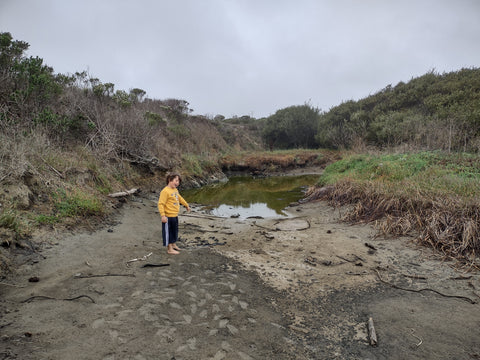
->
[1, 0, 479, 118]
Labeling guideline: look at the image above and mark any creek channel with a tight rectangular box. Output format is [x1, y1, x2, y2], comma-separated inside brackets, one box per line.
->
[182, 174, 320, 219]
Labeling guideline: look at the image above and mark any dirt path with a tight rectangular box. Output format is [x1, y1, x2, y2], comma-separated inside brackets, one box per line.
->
[1, 193, 480, 359]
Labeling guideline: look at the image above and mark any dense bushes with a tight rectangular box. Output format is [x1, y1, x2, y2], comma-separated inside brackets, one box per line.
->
[316, 68, 480, 152]
[262, 104, 320, 149]
[260, 69, 480, 152]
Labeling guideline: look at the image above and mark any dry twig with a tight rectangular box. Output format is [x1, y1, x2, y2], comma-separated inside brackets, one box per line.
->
[401, 273, 427, 280]
[40, 157, 65, 179]
[126, 252, 152, 266]
[410, 328, 423, 347]
[182, 213, 222, 221]
[375, 270, 476, 304]
[74, 273, 135, 278]
[22, 295, 95, 303]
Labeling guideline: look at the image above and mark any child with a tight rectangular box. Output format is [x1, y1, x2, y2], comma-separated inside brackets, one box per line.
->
[157, 173, 190, 255]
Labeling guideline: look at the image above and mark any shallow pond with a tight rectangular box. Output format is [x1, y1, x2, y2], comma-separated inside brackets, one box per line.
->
[182, 174, 320, 219]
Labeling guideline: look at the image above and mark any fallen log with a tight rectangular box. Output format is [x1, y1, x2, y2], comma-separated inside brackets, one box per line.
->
[107, 188, 139, 198]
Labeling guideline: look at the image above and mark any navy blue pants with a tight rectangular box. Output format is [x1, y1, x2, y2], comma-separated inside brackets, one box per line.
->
[162, 216, 179, 247]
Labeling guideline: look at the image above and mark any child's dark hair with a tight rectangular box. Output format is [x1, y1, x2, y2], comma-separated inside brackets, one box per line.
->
[165, 173, 181, 185]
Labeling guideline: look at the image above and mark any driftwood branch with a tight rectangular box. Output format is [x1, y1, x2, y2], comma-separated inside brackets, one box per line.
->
[367, 317, 378, 346]
[142, 263, 170, 268]
[22, 294, 95, 303]
[41, 157, 65, 179]
[402, 273, 427, 280]
[253, 221, 276, 231]
[449, 275, 473, 280]
[410, 328, 423, 347]
[182, 223, 220, 233]
[74, 273, 135, 278]
[253, 218, 311, 232]
[107, 188, 139, 198]
[126, 252, 152, 266]
[274, 217, 311, 231]
[375, 270, 476, 304]
[182, 213, 222, 221]
[346, 270, 368, 276]
[336, 254, 362, 263]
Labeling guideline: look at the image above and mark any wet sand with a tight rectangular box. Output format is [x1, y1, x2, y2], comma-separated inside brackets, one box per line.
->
[1, 194, 479, 359]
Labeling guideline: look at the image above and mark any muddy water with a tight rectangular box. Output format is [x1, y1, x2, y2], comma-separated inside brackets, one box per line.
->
[183, 174, 319, 219]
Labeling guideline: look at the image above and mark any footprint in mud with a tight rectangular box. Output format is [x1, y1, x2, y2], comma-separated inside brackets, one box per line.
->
[97, 250, 291, 359]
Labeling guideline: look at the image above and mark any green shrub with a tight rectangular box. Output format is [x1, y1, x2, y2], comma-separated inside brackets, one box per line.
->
[145, 111, 166, 126]
[168, 124, 191, 137]
[53, 189, 104, 217]
[181, 154, 203, 176]
[35, 214, 59, 225]
[0, 210, 21, 233]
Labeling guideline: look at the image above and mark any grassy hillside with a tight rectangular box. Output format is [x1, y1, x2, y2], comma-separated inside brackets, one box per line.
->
[316, 68, 480, 152]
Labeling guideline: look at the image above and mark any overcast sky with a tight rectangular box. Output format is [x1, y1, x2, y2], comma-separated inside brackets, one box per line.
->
[1, 0, 479, 118]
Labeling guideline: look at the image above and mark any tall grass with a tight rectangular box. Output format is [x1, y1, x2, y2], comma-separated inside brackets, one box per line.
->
[319, 151, 480, 199]
[0, 210, 22, 235]
[311, 151, 480, 268]
[181, 153, 220, 178]
[52, 188, 104, 218]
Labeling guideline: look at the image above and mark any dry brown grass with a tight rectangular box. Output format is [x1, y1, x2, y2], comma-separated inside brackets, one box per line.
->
[305, 180, 480, 270]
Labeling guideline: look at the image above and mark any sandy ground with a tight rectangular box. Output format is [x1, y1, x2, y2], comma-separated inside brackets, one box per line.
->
[1, 191, 480, 359]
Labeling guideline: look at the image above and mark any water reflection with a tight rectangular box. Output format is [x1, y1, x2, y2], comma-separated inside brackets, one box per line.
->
[211, 203, 280, 219]
[183, 175, 319, 219]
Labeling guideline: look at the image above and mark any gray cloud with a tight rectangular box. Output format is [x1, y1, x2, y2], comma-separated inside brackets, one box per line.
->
[1, 0, 479, 118]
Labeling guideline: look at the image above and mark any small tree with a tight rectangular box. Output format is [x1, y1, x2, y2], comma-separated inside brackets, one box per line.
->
[263, 104, 320, 149]
[130, 88, 146, 103]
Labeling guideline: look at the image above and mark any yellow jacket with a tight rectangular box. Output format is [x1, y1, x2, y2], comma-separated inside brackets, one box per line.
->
[158, 186, 189, 217]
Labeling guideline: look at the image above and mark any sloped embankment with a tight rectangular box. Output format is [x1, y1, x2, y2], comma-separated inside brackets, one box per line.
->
[219, 149, 340, 175]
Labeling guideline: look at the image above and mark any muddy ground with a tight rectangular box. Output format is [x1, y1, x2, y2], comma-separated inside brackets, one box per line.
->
[1, 187, 480, 359]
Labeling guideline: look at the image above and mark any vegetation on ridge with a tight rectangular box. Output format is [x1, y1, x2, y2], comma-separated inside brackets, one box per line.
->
[315, 69, 480, 152]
